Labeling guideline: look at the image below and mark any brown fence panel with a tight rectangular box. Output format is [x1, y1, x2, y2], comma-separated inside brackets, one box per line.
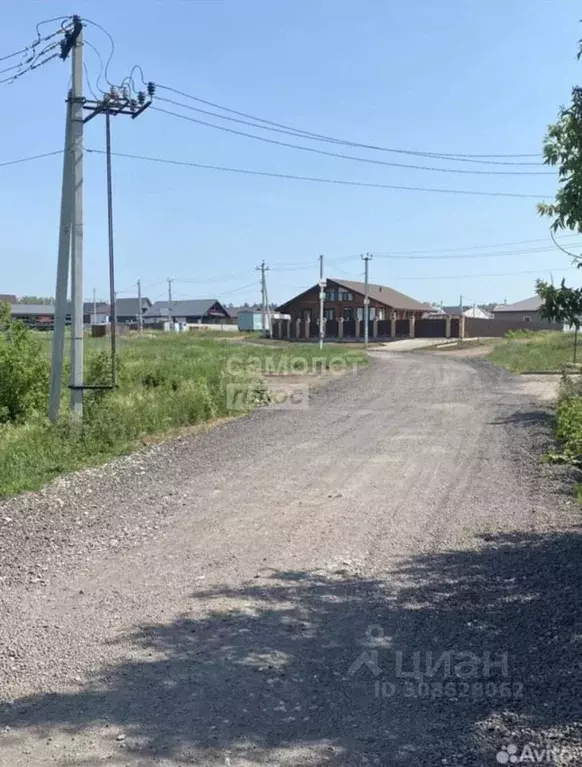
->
[310, 321, 319, 338]
[326, 319, 338, 337]
[464, 318, 558, 338]
[343, 319, 356, 337]
[377, 319, 390, 337]
[272, 321, 281, 339]
[290, 321, 298, 339]
[416, 318, 447, 338]
[395, 319, 409, 336]
[451, 319, 460, 338]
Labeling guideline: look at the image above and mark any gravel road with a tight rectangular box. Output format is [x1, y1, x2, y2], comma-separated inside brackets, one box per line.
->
[1, 353, 581, 766]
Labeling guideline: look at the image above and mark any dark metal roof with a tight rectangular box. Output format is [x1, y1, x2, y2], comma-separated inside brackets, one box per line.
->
[144, 299, 230, 318]
[116, 297, 151, 316]
[492, 296, 541, 313]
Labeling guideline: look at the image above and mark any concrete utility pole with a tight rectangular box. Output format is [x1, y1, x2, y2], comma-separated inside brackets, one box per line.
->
[49, 17, 83, 423]
[50, 18, 154, 421]
[70, 18, 84, 419]
[256, 260, 270, 334]
[361, 252, 373, 349]
[137, 279, 143, 333]
[318, 254, 326, 350]
[49, 95, 74, 423]
[459, 294, 463, 316]
[167, 278, 174, 329]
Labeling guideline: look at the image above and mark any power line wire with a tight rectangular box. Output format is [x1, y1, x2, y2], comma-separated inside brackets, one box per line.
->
[268, 236, 582, 266]
[0, 149, 64, 167]
[0, 23, 69, 80]
[85, 147, 549, 199]
[370, 234, 582, 256]
[389, 267, 579, 281]
[150, 105, 553, 177]
[175, 269, 255, 284]
[372, 245, 579, 260]
[0, 41, 62, 85]
[155, 84, 541, 165]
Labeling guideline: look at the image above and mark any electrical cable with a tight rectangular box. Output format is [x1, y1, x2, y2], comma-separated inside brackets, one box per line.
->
[175, 269, 256, 284]
[83, 39, 108, 94]
[85, 147, 550, 199]
[35, 16, 73, 37]
[389, 267, 579, 281]
[372, 244, 579, 260]
[0, 40, 61, 84]
[83, 62, 100, 100]
[0, 150, 63, 167]
[83, 19, 116, 88]
[370, 234, 582, 256]
[550, 228, 582, 260]
[150, 105, 553, 177]
[268, 236, 582, 266]
[155, 84, 542, 165]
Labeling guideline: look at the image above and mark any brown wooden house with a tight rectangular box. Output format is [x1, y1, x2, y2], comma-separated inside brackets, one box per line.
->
[278, 278, 431, 326]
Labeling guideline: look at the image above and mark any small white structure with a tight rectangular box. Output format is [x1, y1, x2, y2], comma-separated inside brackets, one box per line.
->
[238, 311, 290, 333]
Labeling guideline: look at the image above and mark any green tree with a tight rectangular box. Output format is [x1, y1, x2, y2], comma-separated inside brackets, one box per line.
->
[0, 302, 50, 422]
[536, 280, 582, 362]
[18, 296, 54, 305]
[538, 77, 582, 237]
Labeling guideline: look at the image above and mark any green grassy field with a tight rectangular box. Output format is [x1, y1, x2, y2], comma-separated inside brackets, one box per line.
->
[488, 331, 578, 373]
[0, 332, 367, 497]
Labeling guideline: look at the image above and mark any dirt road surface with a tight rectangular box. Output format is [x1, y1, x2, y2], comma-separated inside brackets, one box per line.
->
[1, 353, 581, 766]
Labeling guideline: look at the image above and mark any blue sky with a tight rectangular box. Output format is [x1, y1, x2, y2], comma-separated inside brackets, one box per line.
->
[1, 0, 581, 306]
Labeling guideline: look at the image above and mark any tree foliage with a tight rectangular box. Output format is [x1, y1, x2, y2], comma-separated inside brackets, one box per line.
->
[538, 81, 582, 235]
[17, 296, 54, 305]
[536, 279, 582, 361]
[0, 302, 50, 423]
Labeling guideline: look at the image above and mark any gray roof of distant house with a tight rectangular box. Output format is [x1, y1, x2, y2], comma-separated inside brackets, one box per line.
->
[116, 297, 151, 316]
[493, 296, 541, 313]
[144, 299, 230, 318]
[10, 304, 55, 315]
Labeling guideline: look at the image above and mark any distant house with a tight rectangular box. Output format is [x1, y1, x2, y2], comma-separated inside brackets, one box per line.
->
[492, 297, 563, 329]
[278, 278, 431, 325]
[144, 299, 231, 324]
[10, 304, 56, 329]
[441, 305, 493, 319]
[112, 297, 150, 324]
[0, 294, 17, 304]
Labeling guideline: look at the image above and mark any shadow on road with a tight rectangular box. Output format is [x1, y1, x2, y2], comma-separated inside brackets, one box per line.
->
[3, 530, 582, 765]
[488, 410, 555, 428]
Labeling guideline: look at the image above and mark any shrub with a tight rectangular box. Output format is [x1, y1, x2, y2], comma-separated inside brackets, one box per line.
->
[554, 395, 582, 464]
[0, 303, 49, 423]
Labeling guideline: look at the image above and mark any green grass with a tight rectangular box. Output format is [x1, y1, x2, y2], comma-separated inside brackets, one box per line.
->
[488, 331, 578, 373]
[0, 334, 367, 497]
